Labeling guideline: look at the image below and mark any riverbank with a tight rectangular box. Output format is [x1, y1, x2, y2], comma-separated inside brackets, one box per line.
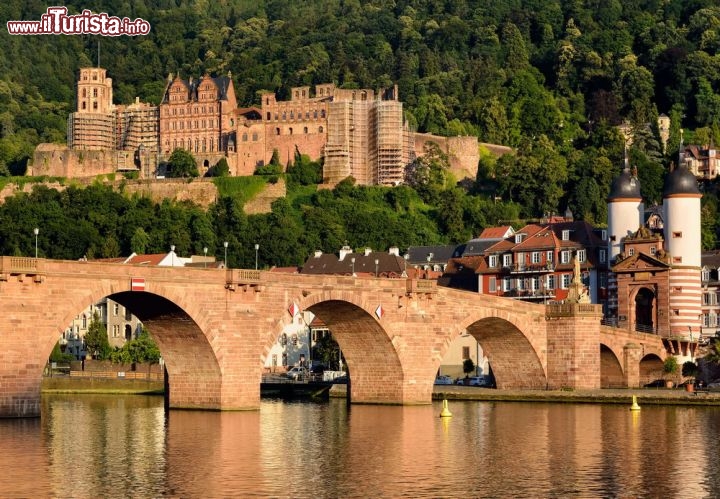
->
[42, 378, 720, 406]
[42, 377, 163, 395]
[433, 385, 720, 406]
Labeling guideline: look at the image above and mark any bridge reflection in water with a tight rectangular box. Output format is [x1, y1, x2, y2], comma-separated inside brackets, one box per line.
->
[0, 394, 716, 497]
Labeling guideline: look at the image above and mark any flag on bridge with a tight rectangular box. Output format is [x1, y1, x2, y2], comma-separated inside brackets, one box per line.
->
[131, 278, 145, 292]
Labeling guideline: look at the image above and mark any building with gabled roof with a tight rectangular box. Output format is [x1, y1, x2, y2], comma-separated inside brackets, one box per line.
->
[442, 217, 608, 304]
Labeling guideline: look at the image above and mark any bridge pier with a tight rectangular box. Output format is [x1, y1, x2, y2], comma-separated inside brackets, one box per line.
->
[546, 303, 603, 390]
[623, 343, 642, 388]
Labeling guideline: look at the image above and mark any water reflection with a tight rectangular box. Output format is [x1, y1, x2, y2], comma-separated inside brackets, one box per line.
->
[0, 395, 719, 497]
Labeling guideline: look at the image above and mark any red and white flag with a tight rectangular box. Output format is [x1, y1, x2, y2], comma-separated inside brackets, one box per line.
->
[131, 278, 145, 292]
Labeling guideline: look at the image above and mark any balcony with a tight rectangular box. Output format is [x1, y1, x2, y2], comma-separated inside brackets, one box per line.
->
[510, 262, 555, 274]
[505, 289, 555, 301]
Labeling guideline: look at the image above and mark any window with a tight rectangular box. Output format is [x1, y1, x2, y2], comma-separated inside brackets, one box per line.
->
[601, 230, 607, 240]
[113, 303, 119, 316]
[704, 293, 712, 306]
[532, 252, 541, 264]
[82, 315, 87, 329]
[673, 232, 682, 238]
[547, 274, 556, 290]
[462, 346, 470, 360]
[673, 256, 682, 263]
[577, 249, 586, 263]
[517, 278, 525, 291]
[252, 133, 258, 141]
[489, 277, 497, 293]
[561, 274, 571, 289]
[561, 251, 570, 264]
[531, 277, 539, 291]
[514, 234, 525, 243]
[650, 246, 656, 255]
[562, 230, 570, 241]
[489, 255, 498, 268]
[629, 248, 635, 256]
[599, 249, 606, 263]
[503, 277, 511, 291]
[702, 267, 710, 282]
[503, 254, 512, 267]
[546, 251, 553, 263]
[125, 308, 131, 320]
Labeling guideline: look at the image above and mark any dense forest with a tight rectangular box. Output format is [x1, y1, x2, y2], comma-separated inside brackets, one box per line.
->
[1, 0, 720, 256]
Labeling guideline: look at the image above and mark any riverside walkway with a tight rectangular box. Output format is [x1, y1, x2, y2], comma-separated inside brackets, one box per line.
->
[432, 386, 720, 406]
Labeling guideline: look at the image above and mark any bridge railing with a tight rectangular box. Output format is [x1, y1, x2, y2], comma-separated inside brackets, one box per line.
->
[599, 318, 694, 340]
[0, 256, 39, 273]
[407, 278, 437, 294]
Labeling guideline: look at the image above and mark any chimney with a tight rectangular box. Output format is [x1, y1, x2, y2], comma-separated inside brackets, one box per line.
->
[338, 245, 352, 261]
[389, 247, 399, 256]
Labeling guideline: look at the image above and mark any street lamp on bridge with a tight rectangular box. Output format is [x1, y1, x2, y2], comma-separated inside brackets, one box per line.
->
[223, 241, 229, 268]
[203, 247, 208, 268]
[254, 243, 260, 270]
[375, 258, 379, 277]
[33, 227, 39, 258]
[351, 257, 356, 276]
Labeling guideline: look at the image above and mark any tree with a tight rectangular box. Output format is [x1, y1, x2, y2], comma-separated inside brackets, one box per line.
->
[166, 149, 199, 178]
[130, 227, 150, 254]
[312, 332, 343, 371]
[463, 358, 475, 377]
[84, 311, 111, 360]
[207, 157, 230, 177]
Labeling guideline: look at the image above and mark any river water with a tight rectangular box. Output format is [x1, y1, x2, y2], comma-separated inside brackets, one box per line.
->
[1, 394, 719, 498]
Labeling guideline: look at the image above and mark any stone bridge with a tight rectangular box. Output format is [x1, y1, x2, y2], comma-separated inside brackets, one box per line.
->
[0, 257, 667, 417]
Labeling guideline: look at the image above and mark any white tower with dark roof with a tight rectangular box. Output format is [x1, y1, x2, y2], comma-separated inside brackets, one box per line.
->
[663, 162, 702, 337]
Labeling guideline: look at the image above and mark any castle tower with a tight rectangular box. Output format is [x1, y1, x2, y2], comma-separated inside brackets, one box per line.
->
[606, 155, 643, 321]
[76, 67, 113, 114]
[662, 163, 702, 337]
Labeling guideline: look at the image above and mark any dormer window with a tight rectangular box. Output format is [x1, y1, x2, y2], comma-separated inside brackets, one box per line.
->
[489, 255, 498, 268]
[577, 249, 586, 263]
[601, 230, 607, 241]
[514, 234, 525, 243]
[503, 254, 512, 267]
[702, 267, 711, 282]
[562, 230, 570, 241]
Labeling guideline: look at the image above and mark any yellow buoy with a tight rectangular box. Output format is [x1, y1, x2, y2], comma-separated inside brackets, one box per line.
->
[630, 395, 641, 411]
[440, 399, 453, 418]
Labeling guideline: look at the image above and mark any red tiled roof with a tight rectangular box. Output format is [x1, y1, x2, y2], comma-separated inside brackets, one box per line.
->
[125, 253, 167, 265]
[478, 226, 513, 239]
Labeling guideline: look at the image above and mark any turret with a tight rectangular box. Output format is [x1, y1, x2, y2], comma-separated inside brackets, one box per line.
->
[607, 150, 643, 261]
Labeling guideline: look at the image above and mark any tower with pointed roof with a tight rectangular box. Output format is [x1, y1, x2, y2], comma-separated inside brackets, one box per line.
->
[663, 159, 702, 337]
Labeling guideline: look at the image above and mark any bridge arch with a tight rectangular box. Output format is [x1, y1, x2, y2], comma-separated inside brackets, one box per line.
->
[600, 344, 624, 388]
[640, 353, 664, 386]
[286, 292, 404, 404]
[50, 282, 226, 410]
[461, 316, 547, 389]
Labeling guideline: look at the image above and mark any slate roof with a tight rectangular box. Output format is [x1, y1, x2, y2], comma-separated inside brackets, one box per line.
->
[406, 245, 461, 265]
[300, 251, 409, 277]
[162, 74, 233, 103]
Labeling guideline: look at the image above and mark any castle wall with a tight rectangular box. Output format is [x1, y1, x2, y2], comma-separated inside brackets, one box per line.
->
[30, 145, 117, 178]
[414, 133, 481, 181]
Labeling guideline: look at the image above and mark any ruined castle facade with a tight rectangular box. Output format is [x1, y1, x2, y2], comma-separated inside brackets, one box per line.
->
[31, 68, 479, 186]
